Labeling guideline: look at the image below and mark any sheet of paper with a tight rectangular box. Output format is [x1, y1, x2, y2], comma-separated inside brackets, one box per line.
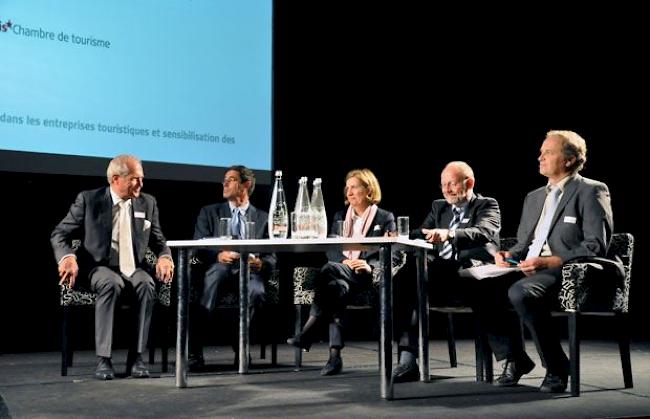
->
[459, 264, 521, 280]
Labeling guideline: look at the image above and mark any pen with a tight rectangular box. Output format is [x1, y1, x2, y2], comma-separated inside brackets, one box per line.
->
[504, 257, 520, 266]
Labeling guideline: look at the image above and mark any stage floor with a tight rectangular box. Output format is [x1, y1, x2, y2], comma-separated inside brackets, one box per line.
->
[2, 340, 650, 418]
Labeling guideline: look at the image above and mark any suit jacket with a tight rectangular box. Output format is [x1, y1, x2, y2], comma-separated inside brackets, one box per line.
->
[508, 174, 613, 262]
[193, 202, 276, 276]
[412, 193, 501, 266]
[51, 187, 171, 273]
[326, 206, 396, 270]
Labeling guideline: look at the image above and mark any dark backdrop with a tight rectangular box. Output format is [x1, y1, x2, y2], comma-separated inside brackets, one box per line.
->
[1, 4, 645, 352]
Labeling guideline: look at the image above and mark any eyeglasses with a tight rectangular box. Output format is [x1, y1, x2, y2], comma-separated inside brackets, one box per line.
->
[439, 179, 466, 190]
[222, 176, 240, 184]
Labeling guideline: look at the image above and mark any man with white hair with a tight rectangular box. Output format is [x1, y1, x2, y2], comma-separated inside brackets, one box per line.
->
[51, 154, 174, 380]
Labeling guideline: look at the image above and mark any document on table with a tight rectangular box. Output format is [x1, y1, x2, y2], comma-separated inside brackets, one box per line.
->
[459, 264, 521, 280]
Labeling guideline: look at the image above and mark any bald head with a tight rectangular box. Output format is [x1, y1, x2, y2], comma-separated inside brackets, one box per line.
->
[440, 161, 475, 205]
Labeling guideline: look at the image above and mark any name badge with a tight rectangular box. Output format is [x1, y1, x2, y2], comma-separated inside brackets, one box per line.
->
[563, 216, 577, 224]
[461, 218, 470, 223]
[134, 211, 146, 219]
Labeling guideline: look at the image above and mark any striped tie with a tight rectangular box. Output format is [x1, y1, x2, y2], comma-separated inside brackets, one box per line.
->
[440, 207, 462, 260]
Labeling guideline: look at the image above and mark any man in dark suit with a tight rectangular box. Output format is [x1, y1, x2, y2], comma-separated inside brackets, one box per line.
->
[485, 130, 613, 393]
[188, 165, 276, 370]
[51, 155, 174, 380]
[392, 161, 501, 382]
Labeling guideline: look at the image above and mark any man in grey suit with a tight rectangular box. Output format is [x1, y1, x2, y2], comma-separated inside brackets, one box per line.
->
[188, 165, 276, 370]
[483, 130, 613, 393]
[392, 161, 501, 382]
[51, 155, 174, 380]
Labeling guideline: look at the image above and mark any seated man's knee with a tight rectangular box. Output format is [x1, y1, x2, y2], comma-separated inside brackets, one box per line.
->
[249, 276, 266, 306]
[327, 279, 349, 300]
[130, 270, 155, 298]
[91, 267, 124, 295]
[508, 279, 539, 311]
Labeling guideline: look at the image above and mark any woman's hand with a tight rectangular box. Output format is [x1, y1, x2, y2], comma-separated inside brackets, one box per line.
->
[344, 259, 371, 274]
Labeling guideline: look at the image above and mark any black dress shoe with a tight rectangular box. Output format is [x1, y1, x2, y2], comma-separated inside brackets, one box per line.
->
[287, 333, 312, 352]
[392, 362, 420, 383]
[94, 357, 115, 380]
[130, 353, 150, 378]
[540, 372, 568, 393]
[320, 355, 342, 376]
[494, 356, 535, 387]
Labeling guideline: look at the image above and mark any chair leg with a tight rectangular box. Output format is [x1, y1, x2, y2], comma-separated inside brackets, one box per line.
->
[474, 334, 483, 382]
[475, 318, 493, 383]
[484, 342, 493, 383]
[294, 304, 303, 369]
[271, 341, 278, 366]
[446, 313, 458, 368]
[160, 305, 171, 373]
[148, 303, 163, 365]
[148, 342, 156, 365]
[616, 313, 633, 389]
[568, 312, 580, 397]
[61, 306, 70, 376]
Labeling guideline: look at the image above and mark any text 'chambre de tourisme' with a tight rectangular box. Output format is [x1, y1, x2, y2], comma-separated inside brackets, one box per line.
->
[8, 23, 110, 48]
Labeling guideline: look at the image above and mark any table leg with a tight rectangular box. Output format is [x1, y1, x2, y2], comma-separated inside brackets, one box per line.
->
[379, 244, 393, 400]
[416, 249, 430, 382]
[239, 252, 250, 374]
[175, 249, 189, 388]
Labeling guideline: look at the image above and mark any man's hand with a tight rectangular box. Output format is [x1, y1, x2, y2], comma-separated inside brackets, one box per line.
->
[518, 256, 563, 276]
[218, 251, 240, 265]
[58, 256, 79, 288]
[422, 228, 450, 244]
[248, 255, 263, 272]
[495, 251, 512, 267]
[156, 257, 174, 283]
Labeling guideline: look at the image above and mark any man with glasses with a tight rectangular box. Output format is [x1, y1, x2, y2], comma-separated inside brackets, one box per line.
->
[188, 165, 276, 370]
[392, 161, 501, 382]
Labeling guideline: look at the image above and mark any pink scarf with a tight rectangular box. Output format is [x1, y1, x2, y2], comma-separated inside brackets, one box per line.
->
[343, 204, 378, 260]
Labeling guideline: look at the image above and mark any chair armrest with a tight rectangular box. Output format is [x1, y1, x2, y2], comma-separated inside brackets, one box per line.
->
[371, 250, 407, 287]
[559, 259, 625, 312]
[293, 267, 319, 305]
[60, 284, 97, 306]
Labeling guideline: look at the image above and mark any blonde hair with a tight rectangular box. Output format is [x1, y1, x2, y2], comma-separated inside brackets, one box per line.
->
[344, 168, 382, 205]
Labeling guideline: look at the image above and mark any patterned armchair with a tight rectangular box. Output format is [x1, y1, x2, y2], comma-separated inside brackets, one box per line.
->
[291, 251, 407, 368]
[556, 232, 634, 396]
[431, 233, 634, 396]
[60, 241, 172, 376]
[475, 233, 634, 396]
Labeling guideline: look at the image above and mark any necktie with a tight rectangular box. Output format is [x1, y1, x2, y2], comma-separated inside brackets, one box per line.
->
[525, 186, 562, 260]
[231, 209, 244, 239]
[440, 207, 462, 260]
[118, 200, 136, 277]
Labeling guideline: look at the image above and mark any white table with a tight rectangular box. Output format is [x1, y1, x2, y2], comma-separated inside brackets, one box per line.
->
[167, 236, 432, 400]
